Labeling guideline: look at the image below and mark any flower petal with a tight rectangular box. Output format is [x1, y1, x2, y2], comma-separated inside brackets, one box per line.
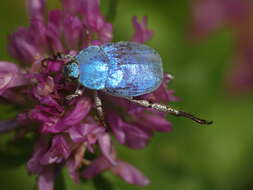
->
[43, 97, 91, 133]
[26, 0, 46, 21]
[0, 61, 22, 72]
[63, 15, 83, 50]
[38, 168, 55, 190]
[28, 19, 48, 53]
[46, 10, 64, 53]
[62, 0, 82, 14]
[39, 96, 63, 113]
[27, 137, 49, 174]
[135, 113, 172, 132]
[78, 0, 113, 42]
[98, 22, 113, 43]
[123, 122, 152, 149]
[68, 123, 104, 143]
[111, 161, 150, 186]
[107, 112, 126, 144]
[62, 0, 113, 43]
[62, 97, 91, 125]
[67, 144, 86, 183]
[0, 73, 14, 95]
[82, 156, 111, 179]
[40, 135, 71, 165]
[98, 133, 117, 165]
[108, 112, 152, 149]
[0, 62, 28, 95]
[8, 27, 40, 63]
[34, 76, 55, 98]
[131, 16, 153, 43]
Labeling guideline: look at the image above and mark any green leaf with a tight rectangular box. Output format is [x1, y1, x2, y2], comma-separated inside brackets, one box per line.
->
[54, 170, 67, 190]
[0, 137, 34, 169]
[93, 175, 115, 190]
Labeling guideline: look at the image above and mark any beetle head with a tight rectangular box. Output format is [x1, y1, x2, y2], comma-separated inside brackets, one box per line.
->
[63, 61, 80, 79]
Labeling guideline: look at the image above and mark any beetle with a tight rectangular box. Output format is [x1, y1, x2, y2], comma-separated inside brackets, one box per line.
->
[63, 41, 212, 126]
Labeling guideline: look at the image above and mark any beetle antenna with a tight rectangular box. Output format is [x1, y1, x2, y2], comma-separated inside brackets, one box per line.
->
[129, 99, 213, 125]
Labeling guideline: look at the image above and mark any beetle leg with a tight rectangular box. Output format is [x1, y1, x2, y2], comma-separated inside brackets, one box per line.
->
[41, 52, 76, 65]
[93, 91, 107, 127]
[65, 83, 84, 100]
[128, 98, 213, 125]
[54, 52, 76, 61]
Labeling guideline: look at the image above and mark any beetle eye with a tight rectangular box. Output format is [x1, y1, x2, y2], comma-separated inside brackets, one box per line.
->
[63, 62, 79, 79]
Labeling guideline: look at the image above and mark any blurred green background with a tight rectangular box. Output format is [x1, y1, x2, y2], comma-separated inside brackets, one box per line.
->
[1, 0, 253, 190]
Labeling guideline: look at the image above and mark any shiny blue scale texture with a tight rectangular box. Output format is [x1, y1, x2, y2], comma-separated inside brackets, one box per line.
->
[75, 41, 163, 97]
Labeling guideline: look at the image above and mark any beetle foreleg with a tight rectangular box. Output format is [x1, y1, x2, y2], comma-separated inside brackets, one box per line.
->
[65, 83, 84, 100]
[41, 52, 76, 65]
[129, 98, 213, 125]
[93, 91, 107, 127]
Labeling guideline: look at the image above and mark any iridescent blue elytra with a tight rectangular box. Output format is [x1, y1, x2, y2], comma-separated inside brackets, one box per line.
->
[64, 41, 163, 97]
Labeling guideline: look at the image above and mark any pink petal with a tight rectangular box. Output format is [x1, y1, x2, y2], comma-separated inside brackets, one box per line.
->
[46, 10, 64, 53]
[191, 0, 225, 36]
[27, 137, 49, 174]
[43, 97, 91, 133]
[98, 133, 117, 165]
[107, 112, 126, 144]
[38, 168, 55, 190]
[68, 123, 104, 143]
[0, 61, 21, 72]
[84, 3, 113, 42]
[63, 15, 83, 50]
[98, 22, 113, 43]
[8, 27, 40, 63]
[69, 0, 113, 42]
[136, 113, 172, 132]
[34, 76, 55, 98]
[39, 96, 63, 113]
[82, 156, 111, 179]
[108, 112, 151, 149]
[62, 0, 82, 14]
[131, 16, 153, 43]
[28, 19, 48, 53]
[123, 122, 152, 149]
[66, 145, 86, 183]
[0, 62, 28, 95]
[62, 97, 91, 126]
[111, 161, 150, 186]
[147, 73, 178, 103]
[40, 135, 71, 165]
[26, 0, 46, 21]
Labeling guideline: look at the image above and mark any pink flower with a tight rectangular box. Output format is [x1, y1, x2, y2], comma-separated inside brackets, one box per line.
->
[190, 0, 252, 37]
[0, 0, 177, 189]
[190, 0, 253, 93]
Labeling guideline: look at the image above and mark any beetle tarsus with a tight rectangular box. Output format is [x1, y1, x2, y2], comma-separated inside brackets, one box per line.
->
[129, 98, 212, 125]
[173, 111, 213, 125]
[65, 89, 83, 101]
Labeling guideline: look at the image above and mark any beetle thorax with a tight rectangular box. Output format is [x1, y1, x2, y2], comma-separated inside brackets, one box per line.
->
[76, 46, 109, 90]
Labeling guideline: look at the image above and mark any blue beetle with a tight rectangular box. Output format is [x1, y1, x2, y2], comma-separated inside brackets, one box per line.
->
[63, 41, 212, 125]
[65, 41, 163, 97]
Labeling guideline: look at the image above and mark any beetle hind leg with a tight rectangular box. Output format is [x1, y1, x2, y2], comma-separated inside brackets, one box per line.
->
[128, 98, 213, 125]
[93, 91, 107, 127]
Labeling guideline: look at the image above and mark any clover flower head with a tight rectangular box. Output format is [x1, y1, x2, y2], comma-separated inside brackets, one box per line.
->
[0, 0, 177, 189]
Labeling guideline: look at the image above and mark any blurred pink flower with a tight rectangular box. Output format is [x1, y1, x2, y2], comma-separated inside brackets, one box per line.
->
[0, 0, 177, 189]
[190, 0, 253, 93]
[190, 0, 252, 37]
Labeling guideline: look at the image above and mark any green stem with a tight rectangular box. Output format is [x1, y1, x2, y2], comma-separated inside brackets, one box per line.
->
[106, 0, 119, 23]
